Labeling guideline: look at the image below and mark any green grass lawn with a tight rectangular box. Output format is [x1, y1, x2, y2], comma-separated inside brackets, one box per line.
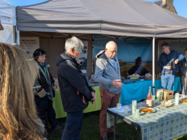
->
[49, 111, 187, 140]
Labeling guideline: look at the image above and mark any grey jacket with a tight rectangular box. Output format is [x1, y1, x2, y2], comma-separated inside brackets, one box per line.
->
[94, 50, 121, 94]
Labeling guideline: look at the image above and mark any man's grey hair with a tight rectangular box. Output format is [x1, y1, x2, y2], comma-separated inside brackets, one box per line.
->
[161, 43, 170, 49]
[65, 36, 84, 51]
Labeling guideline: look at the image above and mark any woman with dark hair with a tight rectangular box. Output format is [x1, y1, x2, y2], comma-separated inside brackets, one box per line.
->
[33, 48, 63, 132]
[179, 48, 187, 95]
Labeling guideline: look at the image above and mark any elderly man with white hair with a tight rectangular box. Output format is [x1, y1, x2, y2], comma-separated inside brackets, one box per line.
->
[95, 41, 123, 140]
[56, 36, 96, 140]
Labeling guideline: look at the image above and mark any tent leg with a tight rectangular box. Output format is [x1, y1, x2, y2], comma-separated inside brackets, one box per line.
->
[152, 37, 155, 95]
[16, 28, 20, 46]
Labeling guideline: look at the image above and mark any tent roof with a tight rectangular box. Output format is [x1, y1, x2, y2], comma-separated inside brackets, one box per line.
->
[154, 1, 162, 6]
[16, 0, 187, 38]
[0, 0, 16, 25]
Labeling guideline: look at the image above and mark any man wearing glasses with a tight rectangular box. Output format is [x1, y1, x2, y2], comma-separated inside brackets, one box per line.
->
[95, 41, 123, 140]
[56, 36, 96, 140]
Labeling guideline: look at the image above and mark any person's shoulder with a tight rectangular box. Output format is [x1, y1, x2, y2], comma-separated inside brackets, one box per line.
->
[159, 53, 166, 58]
[140, 65, 144, 68]
[59, 60, 78, 71]
[45, 63, 50, 68]
[58, 59, 70, 67]
[129, 65, 135, 69]
[171, 50, 179, 53]
[96, 57, 107, 65]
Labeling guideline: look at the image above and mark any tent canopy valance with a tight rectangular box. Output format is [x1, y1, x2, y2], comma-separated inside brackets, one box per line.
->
[16, 0, 187, 38]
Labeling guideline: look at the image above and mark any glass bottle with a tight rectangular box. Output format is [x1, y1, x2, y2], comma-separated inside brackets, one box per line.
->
[146, 86, 152, 108]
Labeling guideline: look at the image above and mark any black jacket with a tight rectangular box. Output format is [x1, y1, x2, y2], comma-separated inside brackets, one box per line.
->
[35, 63, 56, 99]
[56, 53, 94, 113]
[178, 58, 186, 76]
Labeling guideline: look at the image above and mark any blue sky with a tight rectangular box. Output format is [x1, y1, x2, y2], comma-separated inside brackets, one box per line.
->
[6, 0, 187, 18]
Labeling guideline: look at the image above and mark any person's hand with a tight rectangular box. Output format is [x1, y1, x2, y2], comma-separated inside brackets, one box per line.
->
[164, 66, 172, 70]
[91, 92, 96, 104]
[174, 59, 179, 64]
[112, 79, 123, 88]
[52, 85, 57, 90]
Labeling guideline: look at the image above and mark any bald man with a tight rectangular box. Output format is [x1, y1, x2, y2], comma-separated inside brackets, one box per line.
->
[95, 41, 123, 140]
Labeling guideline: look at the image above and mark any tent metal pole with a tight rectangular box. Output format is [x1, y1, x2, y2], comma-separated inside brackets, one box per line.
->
[152, 37, 155, 95]
[16, 29, 20, 46]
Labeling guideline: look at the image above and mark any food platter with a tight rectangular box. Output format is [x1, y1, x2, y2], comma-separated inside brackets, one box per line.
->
[182, 99, 187, 104]
[140, 108, 155, 113]
[161, 100, 174, 107]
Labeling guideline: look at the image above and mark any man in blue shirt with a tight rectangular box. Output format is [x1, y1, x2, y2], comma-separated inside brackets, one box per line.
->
[158, 43, 184, 90]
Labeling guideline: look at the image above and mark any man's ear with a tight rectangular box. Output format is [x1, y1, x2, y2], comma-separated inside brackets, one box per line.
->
[105, 48, 107, 51]
[71, 48, 75, 53]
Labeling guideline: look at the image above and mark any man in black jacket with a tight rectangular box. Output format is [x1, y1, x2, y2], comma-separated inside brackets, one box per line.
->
[33, 49, 63, 132]
[56, 36, 96, 140]
[178, 48, 187, 95]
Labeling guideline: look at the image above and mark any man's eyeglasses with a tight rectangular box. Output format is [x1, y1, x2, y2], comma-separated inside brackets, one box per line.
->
[108, 49, 117, 54]
[74, 48, 83, 52]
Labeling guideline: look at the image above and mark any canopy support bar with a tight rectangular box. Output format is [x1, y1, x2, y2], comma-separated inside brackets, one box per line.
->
[152, 37, 155, 95]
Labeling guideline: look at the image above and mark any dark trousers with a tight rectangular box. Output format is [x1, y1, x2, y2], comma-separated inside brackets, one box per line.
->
[35, 95, 58, 130]
[61, 110, 83, 140]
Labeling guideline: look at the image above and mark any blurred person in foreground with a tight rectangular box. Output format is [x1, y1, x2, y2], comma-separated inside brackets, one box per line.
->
[33, 48, 63, 132]
[95, 41, 123, 140]
[56, 36, 96, 140]
[0, 43, 45, 140]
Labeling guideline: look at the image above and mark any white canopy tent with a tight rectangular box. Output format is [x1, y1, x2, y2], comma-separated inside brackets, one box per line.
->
[0, 0, 16, 44]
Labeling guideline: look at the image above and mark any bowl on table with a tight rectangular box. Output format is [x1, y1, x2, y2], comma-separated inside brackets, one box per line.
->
[140, 108, 155, 113]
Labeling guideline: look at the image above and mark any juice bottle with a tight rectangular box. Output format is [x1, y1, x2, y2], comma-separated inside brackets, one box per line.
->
[146, 86, 152, 108]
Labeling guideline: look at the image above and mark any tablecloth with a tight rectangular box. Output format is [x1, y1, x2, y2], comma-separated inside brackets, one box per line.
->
[107, 99, 187, 140]
[53, 78, 181, 119]
[120, 77, 181, 105]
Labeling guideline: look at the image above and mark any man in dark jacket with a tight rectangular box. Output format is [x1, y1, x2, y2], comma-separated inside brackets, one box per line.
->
[158, 43, 184, 90]
[56, 36, 96, 140]
[178, 48, 187, 95]
[127, 57, 149, 76]
[33, 49, 63, 132]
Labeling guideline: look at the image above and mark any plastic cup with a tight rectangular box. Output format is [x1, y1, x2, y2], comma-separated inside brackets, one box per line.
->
[124, 106, 129, 114]
[132, 100, 137, 115]
[175, 93, 179, 105]
[135, 109, 140, 118]
[117, 103, 122, 110]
